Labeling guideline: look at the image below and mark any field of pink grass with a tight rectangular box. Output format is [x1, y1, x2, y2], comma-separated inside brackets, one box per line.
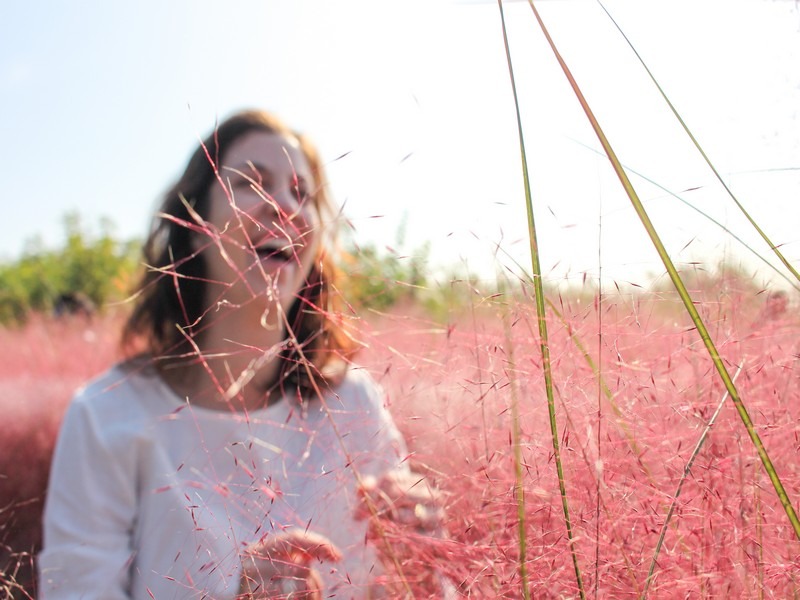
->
[1, 284, 799, 598]
[0, 312, 125, 596]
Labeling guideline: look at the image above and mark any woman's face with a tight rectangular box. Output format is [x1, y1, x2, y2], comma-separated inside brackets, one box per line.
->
[199, 130, 322, 320]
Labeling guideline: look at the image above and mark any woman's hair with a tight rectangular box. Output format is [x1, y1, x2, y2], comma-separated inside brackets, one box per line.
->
[121, 110, 357, 395]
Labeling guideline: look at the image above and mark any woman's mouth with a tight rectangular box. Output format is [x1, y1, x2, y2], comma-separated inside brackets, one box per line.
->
[254, 241, 295, 264]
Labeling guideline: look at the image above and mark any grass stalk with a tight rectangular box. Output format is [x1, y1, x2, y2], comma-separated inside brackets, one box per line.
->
[496, 1, 585, 596]
[490, 245, 656, 483]
[755, 460, 765, 600]
[498, 275, 531, 599]
[642, 363, 744, 597]
[525, 0, 800, 543]
[545, 297, 653, 482]
[465, 264, 491, 464]
[594, 187, 603, 600]
[597, 0, 800, 288]
[547, 378, 644, 595]
[570, 139, 798, 290]
[515, 301, 644, 594]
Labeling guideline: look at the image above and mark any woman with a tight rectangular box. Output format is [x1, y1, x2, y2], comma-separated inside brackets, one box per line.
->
[38, 110, 442, 599]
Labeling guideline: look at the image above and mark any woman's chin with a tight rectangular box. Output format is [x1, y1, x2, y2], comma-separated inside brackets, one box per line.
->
[248, 267, 306, 313]
[247, 260, 294, 292]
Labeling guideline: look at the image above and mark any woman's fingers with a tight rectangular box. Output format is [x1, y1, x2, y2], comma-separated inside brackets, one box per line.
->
[238, 530, 341, 599]
[239, 566, 321, 600]
[357, 471, 457, 598]
[357, 470, 445, 533]
[247, 528, 343, 563]
[396, 498, 446, 531]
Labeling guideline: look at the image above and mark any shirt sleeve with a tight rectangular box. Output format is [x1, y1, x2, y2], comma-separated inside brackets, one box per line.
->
[351, 371, 410, 480]
[38, 394, 138, 600]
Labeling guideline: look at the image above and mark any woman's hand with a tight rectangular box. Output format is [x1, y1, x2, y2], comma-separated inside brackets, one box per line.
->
[357, 469, 453, 597]
[237, 529, 342, 599]
[357, 469, 445, 535]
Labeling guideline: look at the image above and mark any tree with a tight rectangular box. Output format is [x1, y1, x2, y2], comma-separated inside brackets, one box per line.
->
[0, 213, 139, 324]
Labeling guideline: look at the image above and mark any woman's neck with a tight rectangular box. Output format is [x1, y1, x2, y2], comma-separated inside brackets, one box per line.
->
[160, 306, 289, 412]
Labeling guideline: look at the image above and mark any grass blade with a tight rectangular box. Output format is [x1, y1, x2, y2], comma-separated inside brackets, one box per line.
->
[597, 0, 800, 286]
[545, 297, 653, 483]
[570, 138, 799, 291]
[496, 1, 585, 597]
[493, 245, 655, 484]
[642, 363, 745, 597]
[498, 274, 531, 599]
[525, 0, 800, 542]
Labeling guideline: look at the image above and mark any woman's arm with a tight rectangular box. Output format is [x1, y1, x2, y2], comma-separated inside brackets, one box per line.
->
[352, 372, 460, 597]
[38, 395, 138, 599]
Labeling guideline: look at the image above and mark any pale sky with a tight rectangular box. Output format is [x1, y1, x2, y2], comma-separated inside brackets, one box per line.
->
[2, 0, 798, 289]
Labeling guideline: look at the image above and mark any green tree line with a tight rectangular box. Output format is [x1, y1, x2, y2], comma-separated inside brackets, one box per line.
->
[0, 214, 139, 323]
[0, 213, 469, 325]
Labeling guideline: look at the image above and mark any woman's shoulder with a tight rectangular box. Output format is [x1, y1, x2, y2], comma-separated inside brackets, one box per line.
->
[319, 365, 400, 433]
[69, 359, 175, 423]
[326, 365, 407, 471]
[330, 365, 386, 408]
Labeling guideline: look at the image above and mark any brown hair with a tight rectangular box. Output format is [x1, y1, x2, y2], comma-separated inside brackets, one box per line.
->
[121, 110, 357, 395]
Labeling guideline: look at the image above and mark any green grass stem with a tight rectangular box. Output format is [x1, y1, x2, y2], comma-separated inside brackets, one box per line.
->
[545, 297, 654, 483]
[496, 1, 585, 597]
[594, 199, 603, 600]
[546, 373, 644, 596]
[498, 276, 531, 599]
[514, 302, 644, 595]
[492, 245, 656, 485]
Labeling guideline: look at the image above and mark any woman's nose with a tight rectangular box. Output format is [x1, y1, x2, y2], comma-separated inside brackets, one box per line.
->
[268, 187, 313, 238]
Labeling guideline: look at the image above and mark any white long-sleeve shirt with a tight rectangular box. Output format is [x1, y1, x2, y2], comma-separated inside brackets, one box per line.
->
[39, 364, 407, 599]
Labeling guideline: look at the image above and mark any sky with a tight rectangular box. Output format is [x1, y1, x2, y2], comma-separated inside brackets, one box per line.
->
[2, 0, 799, 291]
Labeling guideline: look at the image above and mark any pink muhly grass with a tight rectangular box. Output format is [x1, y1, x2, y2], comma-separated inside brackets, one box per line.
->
[0, 313, 122, 598]
[356, 283, 800, 597]
[2, 272, 799, 598]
